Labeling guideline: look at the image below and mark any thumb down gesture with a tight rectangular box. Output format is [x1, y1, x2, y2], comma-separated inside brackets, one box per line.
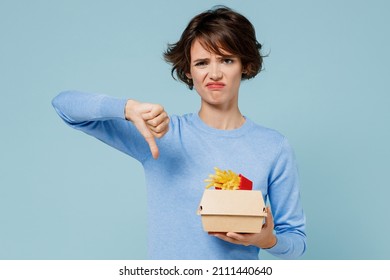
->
[125, 99, 169, 159]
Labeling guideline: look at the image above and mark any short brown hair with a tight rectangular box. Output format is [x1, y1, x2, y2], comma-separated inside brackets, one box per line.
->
[164, 6, 264, 89]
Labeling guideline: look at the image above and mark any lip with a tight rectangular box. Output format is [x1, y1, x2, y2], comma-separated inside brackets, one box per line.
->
[206, 82, 225, 89]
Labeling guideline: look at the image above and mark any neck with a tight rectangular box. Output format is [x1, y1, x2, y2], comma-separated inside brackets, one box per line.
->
[198, 103, 245, 130]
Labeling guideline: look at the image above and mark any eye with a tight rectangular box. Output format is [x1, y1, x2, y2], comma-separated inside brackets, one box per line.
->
[194, 60, 207, 67]
[222, 58, 234, 64]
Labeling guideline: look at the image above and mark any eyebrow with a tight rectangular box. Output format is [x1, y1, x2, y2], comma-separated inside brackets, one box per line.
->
[192, 55, 237, 63]
[192, 58, 208, 63]
[219, 55, 237, 59]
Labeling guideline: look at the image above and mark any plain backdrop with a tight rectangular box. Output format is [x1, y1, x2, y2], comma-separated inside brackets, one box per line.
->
[1, 0, 389, 259]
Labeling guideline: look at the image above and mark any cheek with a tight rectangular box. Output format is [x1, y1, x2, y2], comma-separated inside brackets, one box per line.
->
[230, 71, 243, 86]
[190, 71, 205, 84]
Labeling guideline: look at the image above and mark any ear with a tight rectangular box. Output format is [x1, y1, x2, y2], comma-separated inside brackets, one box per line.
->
[242, 63, 251, 75]
[185, 73, 192, 79]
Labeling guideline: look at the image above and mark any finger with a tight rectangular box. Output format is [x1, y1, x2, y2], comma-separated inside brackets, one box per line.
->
[263, 207, 274, 229]
[149, 128, 169, 139]
[148, 117, 170, 137]
[145, 111, 168, 127]
[211, 232, 250, 246]
[141, 104, 165, 121]
[226, 232, 253, 246]
[144, 133, 159, 159]
[133, 119, 159, 159]
[211, 233, 243, 245]
[226, 232, 247, 240]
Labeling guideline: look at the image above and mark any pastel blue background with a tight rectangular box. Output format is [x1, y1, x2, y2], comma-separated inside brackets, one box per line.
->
[1, 0, 389, 260]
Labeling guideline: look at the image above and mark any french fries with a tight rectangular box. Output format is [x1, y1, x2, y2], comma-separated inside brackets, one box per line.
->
[204, 167, 241, 190]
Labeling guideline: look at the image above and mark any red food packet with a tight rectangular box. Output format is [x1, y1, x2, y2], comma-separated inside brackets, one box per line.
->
[238, 174, 253, 190]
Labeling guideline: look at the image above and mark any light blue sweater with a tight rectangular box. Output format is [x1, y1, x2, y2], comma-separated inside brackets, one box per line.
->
[52, 90, 306, 259]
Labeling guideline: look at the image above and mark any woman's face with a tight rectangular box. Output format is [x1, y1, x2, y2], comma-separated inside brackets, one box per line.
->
[187, 39, 244, 109]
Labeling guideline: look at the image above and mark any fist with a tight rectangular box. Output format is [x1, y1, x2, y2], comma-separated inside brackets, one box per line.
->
[125, 99, 169, 159]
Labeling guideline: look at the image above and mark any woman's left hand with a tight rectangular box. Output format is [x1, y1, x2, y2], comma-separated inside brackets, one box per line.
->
[209, 207, 277, 249]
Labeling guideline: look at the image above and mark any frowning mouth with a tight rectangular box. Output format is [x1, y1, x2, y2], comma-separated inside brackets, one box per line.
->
[206, 82, 225, 89]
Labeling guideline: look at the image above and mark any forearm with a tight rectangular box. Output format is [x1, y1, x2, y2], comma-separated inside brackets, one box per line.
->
[52, 90, 127, 125]
[52, 90, 168, 161]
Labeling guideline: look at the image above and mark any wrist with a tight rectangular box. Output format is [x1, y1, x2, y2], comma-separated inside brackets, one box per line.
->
[125, 99, 138, 121]
[261, 235, 277, 249]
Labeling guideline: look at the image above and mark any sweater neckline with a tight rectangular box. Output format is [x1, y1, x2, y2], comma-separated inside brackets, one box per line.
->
[190, 112, 253, 137]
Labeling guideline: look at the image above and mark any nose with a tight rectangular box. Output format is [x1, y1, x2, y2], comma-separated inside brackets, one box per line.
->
[209, 63, 222, 80]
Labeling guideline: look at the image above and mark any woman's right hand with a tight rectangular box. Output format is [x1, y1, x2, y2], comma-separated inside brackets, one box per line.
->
[125, 99, 169, 159]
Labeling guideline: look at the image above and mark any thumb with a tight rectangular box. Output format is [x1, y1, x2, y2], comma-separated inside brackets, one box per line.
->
[263, 206, 274, 228]
[143, 130, 159, 160]
[133, 118, 159, 159]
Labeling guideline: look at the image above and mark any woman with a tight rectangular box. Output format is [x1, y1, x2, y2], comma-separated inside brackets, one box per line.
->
[52, 6, 306, 260]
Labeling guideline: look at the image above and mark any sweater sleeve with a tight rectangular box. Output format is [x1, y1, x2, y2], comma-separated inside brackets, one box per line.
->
[51, 90, 151, 162]
[265, 137, 307, 259]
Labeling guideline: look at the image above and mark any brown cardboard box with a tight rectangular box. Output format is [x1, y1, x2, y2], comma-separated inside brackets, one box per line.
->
[198, 189, 267, 233]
